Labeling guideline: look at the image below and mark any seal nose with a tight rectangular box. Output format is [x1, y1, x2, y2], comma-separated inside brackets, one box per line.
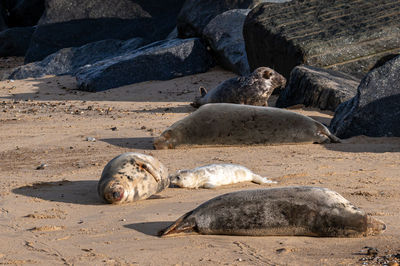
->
[113, 191, 121, 199]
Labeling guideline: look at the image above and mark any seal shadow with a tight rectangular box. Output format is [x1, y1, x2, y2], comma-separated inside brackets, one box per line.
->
[12, 180, 103, 205]
[124, 221, 173, 236]
[100, 137, 154, 150]
[132, 105, 195, 114]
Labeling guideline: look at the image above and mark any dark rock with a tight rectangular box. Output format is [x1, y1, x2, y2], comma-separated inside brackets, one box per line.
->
[8, 0, 45, 27]
[244, 0, 400, 79]
[0, 26, 35, 57]
[203, 9, 250, 75]
[330, 55, 400, 138]
[0, 2, 8, 31]
[25, 0, 185, 63]
[276, 65, 360, 111]
[177, 0, 264, 38]
[10, 37, 147, 79]
[76, 38, 215, 92]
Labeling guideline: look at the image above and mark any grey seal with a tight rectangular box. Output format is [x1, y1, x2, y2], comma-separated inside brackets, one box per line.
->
[159, 186, 386, 237]
[153, 103, 340, 149]
[170, 163, 276, 189]
[192, 67, 286, 107]
[98, 152, 169, 204]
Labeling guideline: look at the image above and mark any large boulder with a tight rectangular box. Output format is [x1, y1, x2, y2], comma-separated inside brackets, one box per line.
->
[276, 65, 360, 111]
[25, 0, 185, 63]
[177, 0, 279, 38]
[203, 9, 250, 75]
[76, 38, 215, 92]
[8, 0, 45, 27]
[0, 26, 35, 57]
[10, 37, 147, 79]
[330, 55, 400, 138]
[244, 0, 400, 79]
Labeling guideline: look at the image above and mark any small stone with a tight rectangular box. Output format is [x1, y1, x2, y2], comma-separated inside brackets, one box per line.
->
[86, 137, 96, 142]
[111, 127, 118, 131]
[237, 258, 243, 262]
[276, 248, 287, 254]
[367, 247, 379, 256]
[36, 163, 48, 170]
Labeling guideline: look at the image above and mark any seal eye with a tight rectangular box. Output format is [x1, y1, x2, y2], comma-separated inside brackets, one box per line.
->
[176, 176, 180, 180]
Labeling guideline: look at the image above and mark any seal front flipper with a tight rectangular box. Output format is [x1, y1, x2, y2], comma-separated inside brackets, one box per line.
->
[159, 211, 197, 237]
[130, 155, 164, 183]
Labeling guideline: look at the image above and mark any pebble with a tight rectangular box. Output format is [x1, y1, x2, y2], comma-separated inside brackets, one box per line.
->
[86, 137, 96, 142]
[36, 163, 48, 170]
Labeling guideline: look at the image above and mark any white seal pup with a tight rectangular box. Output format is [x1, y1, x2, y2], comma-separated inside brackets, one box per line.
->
[98, 152, 169, 204]
[154, 103, 340, 149]
[169, 164, 276, 189]
[159, 186, 386, 237]
[191, 67, 286, 107]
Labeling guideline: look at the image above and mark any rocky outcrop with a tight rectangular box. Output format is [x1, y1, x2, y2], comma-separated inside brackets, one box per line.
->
[203, 9, 250, 75]
[25, 0, 185, 63]
[276, 65, 360, 111]
[10, 38, 147, 79]
[330, 55, 400, 138]
[244, 0, 400, 79]
[177, 0, 265, 38]
[76, 38, 215, 92]
[0, 26, 35, 57]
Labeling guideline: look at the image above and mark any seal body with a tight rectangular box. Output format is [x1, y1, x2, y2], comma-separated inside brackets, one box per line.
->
[192, 67, 286, 107]
[154, 103, 340, 149]
[98, 152, 169, 204]
[160, 186, 386, 237]
[170, 163, 276, 188]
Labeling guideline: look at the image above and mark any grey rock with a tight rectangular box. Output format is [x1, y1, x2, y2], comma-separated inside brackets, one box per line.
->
[0, 26, 35, 57]
[76, 38, 215, 92]
[244, 0, 400, 79]
[177, 0, 265, 38]
[203, 9, 250, 75]
[330, 55, 400, 138]
[276, 65, 360, 111]
[10, 37, 147, 79]
[25, 0, 185, 63]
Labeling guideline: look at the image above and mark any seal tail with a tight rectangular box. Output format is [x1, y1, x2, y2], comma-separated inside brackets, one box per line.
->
[158, 211, 196, 237]
[251, 174, 277, 184]
[318, 124, 341, 143]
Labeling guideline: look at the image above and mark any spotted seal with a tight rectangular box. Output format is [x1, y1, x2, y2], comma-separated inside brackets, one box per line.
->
[153, 103, 340, 149]
[192, 67, 286, 108]
[159, 186, 386, 237]
[170, 163, 276, 189]
[98, 152, 169, 204]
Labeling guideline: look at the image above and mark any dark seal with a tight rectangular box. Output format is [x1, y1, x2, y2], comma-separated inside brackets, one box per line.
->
[160, 186, 386, 237]
[192, 67, 286, 108]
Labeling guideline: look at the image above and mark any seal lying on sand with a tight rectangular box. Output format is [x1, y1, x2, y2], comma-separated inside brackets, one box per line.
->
[191, 67, 286, 108]
[153, 103, 340, 149]
[159, 186, 386, 237]
[170, 163, 276, 188]
[98, 152, 169, 204]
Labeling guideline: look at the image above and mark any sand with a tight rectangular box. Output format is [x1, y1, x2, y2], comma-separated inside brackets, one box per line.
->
[0, 66, 399, 265]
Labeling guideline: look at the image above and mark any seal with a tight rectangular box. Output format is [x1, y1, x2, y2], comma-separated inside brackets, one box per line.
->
[169, 163, 276, 189]
[153, 103, 340, 149]
[159, 186, 386, 237]
[98, 152, 169, 204]
[191, 67, 286, 108]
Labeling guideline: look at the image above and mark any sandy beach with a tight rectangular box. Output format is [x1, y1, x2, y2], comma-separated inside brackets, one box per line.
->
[1, 65, 399, 265]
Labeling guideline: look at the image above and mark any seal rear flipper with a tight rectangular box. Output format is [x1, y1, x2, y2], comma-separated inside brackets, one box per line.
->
[251, 174, 277, 184]
[158, 211, 197, 237]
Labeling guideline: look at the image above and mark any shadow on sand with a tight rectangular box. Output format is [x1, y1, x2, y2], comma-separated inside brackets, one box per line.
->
[12, 180, 103, 205]
[100, 137, 154, 150]
[124, 221, 173, 236]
